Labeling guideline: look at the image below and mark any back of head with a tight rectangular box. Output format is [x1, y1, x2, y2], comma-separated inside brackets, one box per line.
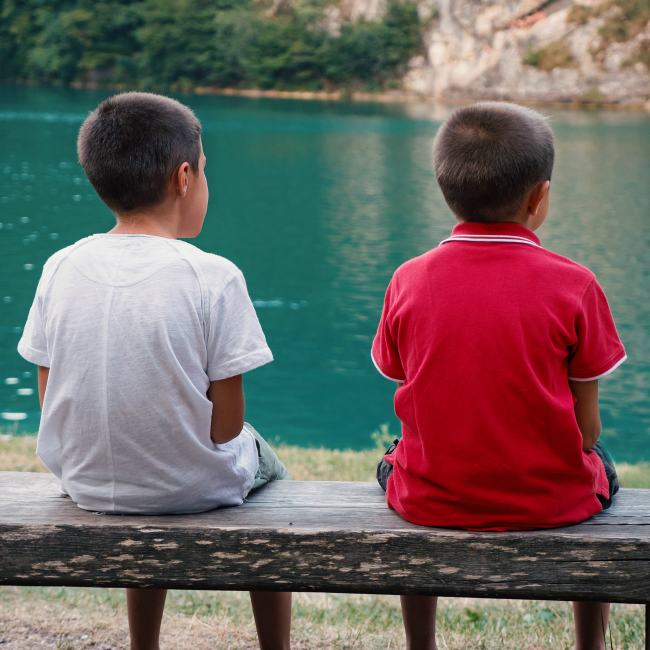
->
[78, 92, 201, 214]
[434, 102, 554, 223]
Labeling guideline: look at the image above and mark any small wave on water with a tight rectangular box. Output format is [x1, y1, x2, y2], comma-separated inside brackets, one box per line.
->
[0, 111, 86, 124]
[253, 299, 308, 309]
[1, 412, 27, 421]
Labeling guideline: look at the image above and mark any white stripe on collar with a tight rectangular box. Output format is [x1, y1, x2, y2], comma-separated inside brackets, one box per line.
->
[439, 235, 542, 248]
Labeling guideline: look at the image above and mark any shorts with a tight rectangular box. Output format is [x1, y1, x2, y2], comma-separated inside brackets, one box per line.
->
[245, 422, 290, 493]
[376, 438, 399, 493]
[376, 438, 619, 510]
[591, 439, 619, 509]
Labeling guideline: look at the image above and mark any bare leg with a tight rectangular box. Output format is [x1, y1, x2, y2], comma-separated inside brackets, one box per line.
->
[573, 601, 610, 650]
[250, 591, 292, 650]
[400, 595, 439, 650]
[126, 588, 167, 650]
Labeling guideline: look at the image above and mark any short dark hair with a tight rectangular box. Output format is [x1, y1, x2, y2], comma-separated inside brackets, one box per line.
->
[78, 92, 202, 213]
[433, 102, 554, 223]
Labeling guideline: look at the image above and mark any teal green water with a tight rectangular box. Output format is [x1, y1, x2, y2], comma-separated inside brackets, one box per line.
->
[1, 86, 649, 459]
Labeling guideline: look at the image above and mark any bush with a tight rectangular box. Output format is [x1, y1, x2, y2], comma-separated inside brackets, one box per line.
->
[522, 46, 540, 66]
[522, 40, 577, 71]
[579, 84, 606, 103]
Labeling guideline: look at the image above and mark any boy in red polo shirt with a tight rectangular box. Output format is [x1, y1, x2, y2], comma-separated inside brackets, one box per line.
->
[372, 102, 626, 650]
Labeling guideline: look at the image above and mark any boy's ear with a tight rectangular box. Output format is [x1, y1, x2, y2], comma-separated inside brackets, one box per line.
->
[173, 162, 191, 198]
[528, 180, 550, 217]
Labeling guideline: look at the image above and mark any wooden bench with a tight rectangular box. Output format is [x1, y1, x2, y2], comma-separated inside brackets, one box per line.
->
[2, 471, 649, 647]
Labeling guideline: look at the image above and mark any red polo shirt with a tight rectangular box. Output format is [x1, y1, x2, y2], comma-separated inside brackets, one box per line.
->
[372, 222, 626, 531]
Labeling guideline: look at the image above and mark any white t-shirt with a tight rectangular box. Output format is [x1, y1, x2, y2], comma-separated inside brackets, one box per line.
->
[18, 234, 272, 514]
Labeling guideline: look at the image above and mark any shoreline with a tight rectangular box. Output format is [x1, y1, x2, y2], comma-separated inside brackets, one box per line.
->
[194, 85, 650, 112]
[6, 79, 650, 112]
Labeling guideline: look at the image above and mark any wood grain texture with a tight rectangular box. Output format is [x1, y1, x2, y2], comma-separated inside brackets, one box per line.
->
[1, 472, 650, 603]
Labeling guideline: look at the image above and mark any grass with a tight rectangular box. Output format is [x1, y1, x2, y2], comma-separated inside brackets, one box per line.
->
[522, 41, 578, 71]
[6, 427, 649, 486]
[599, 0, 650, 44]
[1, 430, 648, 648]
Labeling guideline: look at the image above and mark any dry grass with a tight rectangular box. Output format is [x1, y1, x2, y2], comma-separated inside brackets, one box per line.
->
[0, 433, 47, 472]
[625, 38, 650, 66]
[4, 431, 649, 487]
[0, 431, 648, 649]
[523, 41, 578, 71]
[0, 587, 645, 650]
[617, 461, 650, 488]
[568, 0, 650, 45]
[568, 3, 597, 24]
[599, 0, 650, 44]
[274, 444, 379, 481]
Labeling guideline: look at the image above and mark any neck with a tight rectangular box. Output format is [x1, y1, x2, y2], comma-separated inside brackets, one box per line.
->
[513, 213, 542, 232]
[110, 202, 181, 239]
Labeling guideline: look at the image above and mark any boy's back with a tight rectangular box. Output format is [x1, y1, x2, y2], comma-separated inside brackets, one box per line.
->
[372, 221, 625, 530]
[374, 100, 624, 648]
[20, 234, 271, 514]
[18, 92, 293, 650]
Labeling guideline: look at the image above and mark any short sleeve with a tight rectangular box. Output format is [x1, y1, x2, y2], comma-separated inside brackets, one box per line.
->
[206, 273, 273, 381]
[567, 278, 626, 381]
[18, 291, 50, 367]
[371, 279, 405, 382]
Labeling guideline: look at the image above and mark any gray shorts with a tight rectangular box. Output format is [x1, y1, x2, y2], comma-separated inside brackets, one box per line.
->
[245, 422, 290, 493]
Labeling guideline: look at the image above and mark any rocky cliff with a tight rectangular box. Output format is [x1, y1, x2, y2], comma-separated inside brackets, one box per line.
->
[345, 0, 650, 105]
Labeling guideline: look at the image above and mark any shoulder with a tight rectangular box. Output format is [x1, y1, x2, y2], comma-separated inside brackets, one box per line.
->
[536, 247, 595, 278]
[38, 236, 99, 292]
[390, 248, 440, 286]
[171, 240, 241, 276]
[168, 240, 244, 291]
[532, 248, 597, 296]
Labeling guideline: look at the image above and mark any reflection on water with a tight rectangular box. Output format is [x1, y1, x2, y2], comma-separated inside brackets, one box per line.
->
[0, 86, 649, 459]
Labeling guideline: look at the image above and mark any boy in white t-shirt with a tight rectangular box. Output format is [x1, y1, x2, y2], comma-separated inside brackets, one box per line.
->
[18, 92, 291, 650]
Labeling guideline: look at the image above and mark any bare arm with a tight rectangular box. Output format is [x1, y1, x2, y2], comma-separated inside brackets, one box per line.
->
[568, 379, 602, 452]
[37, 366, 49, 409]
[207, 374, 245, 444]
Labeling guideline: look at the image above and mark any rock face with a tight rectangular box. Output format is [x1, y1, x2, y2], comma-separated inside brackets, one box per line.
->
[346, 0, 650, 104]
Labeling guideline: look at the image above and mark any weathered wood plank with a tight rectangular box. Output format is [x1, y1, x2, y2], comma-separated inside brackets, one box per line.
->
[1, 472, 650, 603]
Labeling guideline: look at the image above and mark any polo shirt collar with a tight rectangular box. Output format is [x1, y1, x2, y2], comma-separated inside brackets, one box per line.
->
[440, 222, 542, 248]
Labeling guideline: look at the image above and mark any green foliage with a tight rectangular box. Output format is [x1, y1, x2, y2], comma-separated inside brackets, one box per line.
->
[246, 10, 328, 90]
[0, 0, 422, 90]
[522, 46, 540, 66]
[370, 423, 395, 450]
[1, 0, 141, 83]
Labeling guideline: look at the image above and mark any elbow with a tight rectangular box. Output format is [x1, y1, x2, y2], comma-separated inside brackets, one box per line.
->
[211, 420, 245, 445]
[583, 422, 602, 452]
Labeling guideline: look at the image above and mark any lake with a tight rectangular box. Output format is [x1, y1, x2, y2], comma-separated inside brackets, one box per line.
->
[1, 85, 649, 460]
